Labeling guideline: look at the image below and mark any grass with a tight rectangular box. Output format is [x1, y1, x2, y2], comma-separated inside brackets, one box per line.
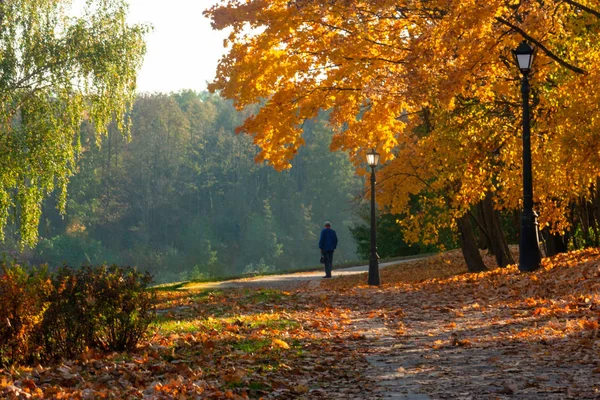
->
[153, 311, 301, 335]
[152, 319, 201, 334]
[231, 338, 272, 354]
[246, 288, 288, 303]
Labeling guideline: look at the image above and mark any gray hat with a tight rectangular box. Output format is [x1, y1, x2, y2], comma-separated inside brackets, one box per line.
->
[324, 221, 331, 227]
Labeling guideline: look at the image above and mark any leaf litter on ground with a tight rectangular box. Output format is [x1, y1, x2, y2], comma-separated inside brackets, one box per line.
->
[2, 248, 600, 398]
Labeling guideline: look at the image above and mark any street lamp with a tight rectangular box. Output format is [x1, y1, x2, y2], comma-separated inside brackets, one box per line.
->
[366, 148, 381, 285]
[513, 40, 541, 272]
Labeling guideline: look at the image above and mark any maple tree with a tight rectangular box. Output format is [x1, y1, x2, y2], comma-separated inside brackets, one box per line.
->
[205, 0, 600, 267]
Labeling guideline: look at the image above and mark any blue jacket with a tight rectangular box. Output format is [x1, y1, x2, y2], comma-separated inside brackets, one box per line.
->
[319, 228, 338, 251]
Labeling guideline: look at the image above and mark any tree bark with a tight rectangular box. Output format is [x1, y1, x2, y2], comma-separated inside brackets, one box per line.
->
[457, 214, 488, 273]
[479, 193, 516, 268]
[475, 202, 491, 250]
[542, 228, 568, 257]
[578, 198, 591, 246]
[569, 201, 579, 249]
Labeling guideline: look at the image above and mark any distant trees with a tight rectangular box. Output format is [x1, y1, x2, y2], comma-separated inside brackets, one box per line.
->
[22, 92, 362, 282]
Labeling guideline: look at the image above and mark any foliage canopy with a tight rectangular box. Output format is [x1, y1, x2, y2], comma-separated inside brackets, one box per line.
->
[205, 0, 600, 244]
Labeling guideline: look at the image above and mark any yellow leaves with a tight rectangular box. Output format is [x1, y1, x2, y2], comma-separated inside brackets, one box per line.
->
[579, 319, 599, 331]
[208, 0, 600, 241]
[293, 383, 309, 393]
[221, 368, 247, 385]
[271, 338, 290, 349]
[208, 0, 417, 164]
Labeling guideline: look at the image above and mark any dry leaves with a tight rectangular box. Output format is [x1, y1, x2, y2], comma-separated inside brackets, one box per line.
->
[3, 248, 600, 398]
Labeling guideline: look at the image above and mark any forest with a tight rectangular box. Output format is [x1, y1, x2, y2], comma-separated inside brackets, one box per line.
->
[2, 0, 600, 285]
[0, 92, 388, 283]
[1, 0, 600, 281]
[205, 0, 600, 274]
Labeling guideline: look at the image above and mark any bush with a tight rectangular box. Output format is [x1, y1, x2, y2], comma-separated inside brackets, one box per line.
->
[0, 262, 52, 366]
[41, 265, 155, 360]
[40, 267, 94, 360]
[88, 265, 155, 352]
[0, 262, 155, 364]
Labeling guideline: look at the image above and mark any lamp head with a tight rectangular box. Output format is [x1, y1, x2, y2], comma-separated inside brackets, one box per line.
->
[513, 40, 535, 74]
[366, 149, 380, 168]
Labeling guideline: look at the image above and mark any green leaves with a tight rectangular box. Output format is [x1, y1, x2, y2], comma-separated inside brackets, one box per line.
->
[0, 0, 149, 247]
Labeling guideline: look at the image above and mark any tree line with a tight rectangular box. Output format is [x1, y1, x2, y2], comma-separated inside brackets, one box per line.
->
[0, 92, 379, 283]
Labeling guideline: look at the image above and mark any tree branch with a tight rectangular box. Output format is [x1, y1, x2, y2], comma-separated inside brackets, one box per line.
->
[495, 17, 587, 75]
[560, 0, 600, 18]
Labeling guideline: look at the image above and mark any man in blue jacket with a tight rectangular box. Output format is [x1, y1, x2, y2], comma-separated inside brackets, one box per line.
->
[319, 221, 338, 278]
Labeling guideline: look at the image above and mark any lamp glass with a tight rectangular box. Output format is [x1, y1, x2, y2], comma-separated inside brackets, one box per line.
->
[513, 40, 534, 73]
[366, 151, 380, 167]
[516, 54, 532, 71]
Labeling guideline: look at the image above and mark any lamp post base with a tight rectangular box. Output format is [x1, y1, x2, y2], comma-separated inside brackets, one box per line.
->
[368, 257, 380, 286]
[519, 209, 541, 272]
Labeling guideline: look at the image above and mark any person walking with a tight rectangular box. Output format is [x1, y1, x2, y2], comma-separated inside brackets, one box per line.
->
[319, 221, 338, 278]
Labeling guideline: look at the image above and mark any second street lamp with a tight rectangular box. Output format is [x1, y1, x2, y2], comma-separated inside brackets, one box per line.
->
[366, 149, 381, 286]
[513, 40, 542, 272]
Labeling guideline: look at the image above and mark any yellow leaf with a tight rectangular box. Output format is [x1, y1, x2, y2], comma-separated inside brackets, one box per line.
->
[271, 338, 290, 349]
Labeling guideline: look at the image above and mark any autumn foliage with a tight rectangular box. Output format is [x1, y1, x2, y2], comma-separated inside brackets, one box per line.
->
[205, 0, 600, 247]
[0, 263, 52, 365]
[0, 264, 154, 366]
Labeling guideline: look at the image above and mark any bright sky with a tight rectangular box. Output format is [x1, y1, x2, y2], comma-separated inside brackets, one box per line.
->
[74, 0, 229, 93]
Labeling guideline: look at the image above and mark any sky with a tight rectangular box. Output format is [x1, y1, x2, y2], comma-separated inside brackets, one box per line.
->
[74, 0, 229, 93]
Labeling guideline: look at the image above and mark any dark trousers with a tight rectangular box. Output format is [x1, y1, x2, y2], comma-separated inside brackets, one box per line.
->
[323, 250, 334, 276]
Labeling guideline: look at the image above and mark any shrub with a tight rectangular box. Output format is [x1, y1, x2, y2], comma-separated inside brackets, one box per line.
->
[0, 262, 51, 366]
[41, 265, 155, 360]
[40, 267, 93, 360]
[87, 265, 155, 352]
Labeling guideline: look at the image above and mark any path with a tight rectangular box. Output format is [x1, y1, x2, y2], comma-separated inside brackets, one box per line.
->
[187, 259, 411, 290]
[188, 259, 436, 399]
[187, 258, 599, 399]
[347, 288, 599, 399]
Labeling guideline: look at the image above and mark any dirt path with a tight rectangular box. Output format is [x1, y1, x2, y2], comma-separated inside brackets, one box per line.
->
[185, 260, 410, 291]
[186, 261, 438, 399]
[183, 259, 599, 399]
[341, 286, 599, 400]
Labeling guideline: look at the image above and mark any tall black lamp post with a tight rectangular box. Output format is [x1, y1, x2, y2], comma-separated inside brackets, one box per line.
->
[513, 40, 541, 272]
[366, 149, 381, 285]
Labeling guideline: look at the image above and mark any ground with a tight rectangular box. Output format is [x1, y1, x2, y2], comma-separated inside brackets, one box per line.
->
[2, 249, 600, 399]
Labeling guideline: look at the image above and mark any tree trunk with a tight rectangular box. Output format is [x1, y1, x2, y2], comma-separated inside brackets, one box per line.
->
[586, 183, 600, 247]
[570, 201, 579, 249]
[457, 214, 488, 273]
[479, 193, 515, 268]
[475, 202, 491, 250]
[578, 198, 590, 246]
[542, 227, 568, 257]
[590, 206, 599, 248]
